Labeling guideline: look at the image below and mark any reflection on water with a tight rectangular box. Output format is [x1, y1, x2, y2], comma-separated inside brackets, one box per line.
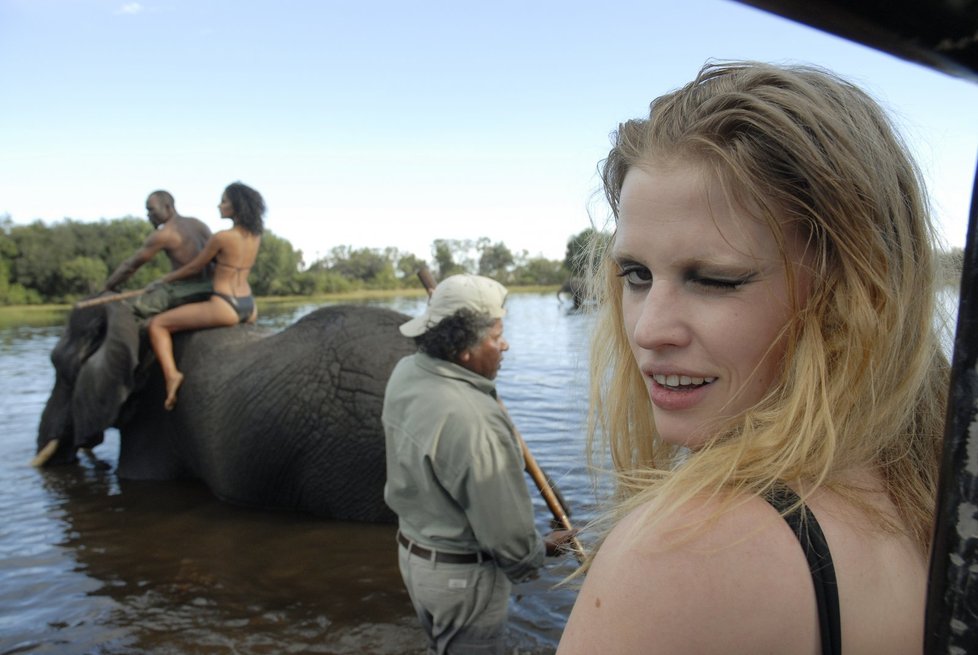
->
[0, 293, 595, 654]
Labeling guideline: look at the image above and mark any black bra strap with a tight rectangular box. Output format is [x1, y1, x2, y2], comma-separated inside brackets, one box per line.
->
[764, 487, 842, 655]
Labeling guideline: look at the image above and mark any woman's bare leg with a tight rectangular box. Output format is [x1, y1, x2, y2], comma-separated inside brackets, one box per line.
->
[147, 318, 184, 410]
[163, 371, 184, 411]
[147, 297, 238, 410]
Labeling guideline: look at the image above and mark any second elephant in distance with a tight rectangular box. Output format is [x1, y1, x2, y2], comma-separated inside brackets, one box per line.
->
[557, 277, 586, 311]
[37, 302, 417, 523]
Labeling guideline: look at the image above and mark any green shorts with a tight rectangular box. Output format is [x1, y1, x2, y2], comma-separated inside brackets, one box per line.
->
[128, 278, 213, 320]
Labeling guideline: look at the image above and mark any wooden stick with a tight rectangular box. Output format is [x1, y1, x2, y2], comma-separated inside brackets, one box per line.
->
[495, 397, 587, 562]
[415, 267, 585, 562]
[417, 266, 438, 294]
[74, 288, 145, 309]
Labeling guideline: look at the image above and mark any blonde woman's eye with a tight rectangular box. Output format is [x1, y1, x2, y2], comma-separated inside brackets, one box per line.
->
[692, 273, 754, 291]
[616, 264, 652, 288]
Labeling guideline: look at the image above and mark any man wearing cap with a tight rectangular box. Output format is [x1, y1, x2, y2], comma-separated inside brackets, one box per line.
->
[383, 273, 574, 654]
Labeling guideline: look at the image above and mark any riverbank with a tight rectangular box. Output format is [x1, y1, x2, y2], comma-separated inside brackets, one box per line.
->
[0, 285, 562, 329]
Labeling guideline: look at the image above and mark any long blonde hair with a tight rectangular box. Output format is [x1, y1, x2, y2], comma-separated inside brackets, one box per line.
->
[585, 61, 948, 559]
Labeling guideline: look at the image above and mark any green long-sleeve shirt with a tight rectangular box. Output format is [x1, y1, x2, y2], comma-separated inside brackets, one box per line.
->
[382, 352, 546, 583]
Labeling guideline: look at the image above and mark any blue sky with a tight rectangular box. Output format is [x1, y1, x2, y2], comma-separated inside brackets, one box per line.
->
[2, 0, 977, 263]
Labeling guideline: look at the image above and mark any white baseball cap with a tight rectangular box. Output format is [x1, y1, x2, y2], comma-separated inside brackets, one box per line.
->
[399, 274, 508, 337]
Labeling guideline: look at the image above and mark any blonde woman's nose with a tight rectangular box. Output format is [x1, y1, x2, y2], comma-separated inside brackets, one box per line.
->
[631, 285, 691, 351]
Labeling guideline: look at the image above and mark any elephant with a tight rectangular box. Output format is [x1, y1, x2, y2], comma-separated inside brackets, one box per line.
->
[34, 300, 417, 523]
[557, 277, 586, 311]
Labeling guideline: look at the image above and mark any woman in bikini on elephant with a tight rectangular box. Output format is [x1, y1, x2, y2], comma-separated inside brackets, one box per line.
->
[146, 181, 265, 410]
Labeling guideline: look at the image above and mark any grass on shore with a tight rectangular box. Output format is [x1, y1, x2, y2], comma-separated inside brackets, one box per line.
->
[258, 284, 558, 305]
[0, 285, 562, 329]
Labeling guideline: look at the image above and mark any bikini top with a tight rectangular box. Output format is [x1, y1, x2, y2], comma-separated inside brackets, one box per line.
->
[214, 259, 252, 290]
[764, 487, 841, 655]
[214, 259, 252, 274]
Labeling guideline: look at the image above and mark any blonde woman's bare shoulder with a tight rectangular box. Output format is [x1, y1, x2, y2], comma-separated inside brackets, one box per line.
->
[557, 493, 820, 655]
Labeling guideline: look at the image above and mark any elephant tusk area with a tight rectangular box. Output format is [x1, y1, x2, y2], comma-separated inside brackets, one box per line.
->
[30, 439, 60, 468]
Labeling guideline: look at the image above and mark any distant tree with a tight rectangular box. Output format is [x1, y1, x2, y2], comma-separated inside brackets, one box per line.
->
[0, 214, 599, 302]
[477, 239, 514, 283]
[325, 245, 399, 289]
[511, 255, 566, 286]
[2, 218, 163, 299]
[60, 256, 108, 297]
[0, 259, 41, 305]
[65, 219, 107, 260]
[396, 252, 429, 282]
[0, 215, 16, 269]
[432, 239, 466, 278]
[7, 220, 67, 297]
[0, 217, 40, 304]
[251, 230, 304, 296]
[299, 265, 355, 294]
[329, 245, 385, 281]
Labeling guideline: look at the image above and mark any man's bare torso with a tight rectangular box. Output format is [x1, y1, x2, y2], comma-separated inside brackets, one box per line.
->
[164, 216, 213, 269]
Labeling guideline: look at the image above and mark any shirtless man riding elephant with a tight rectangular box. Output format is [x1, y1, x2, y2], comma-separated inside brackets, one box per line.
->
[103, 190, 214, 319]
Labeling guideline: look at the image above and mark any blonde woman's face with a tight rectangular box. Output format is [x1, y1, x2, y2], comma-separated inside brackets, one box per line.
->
[614, 163, 810, 449]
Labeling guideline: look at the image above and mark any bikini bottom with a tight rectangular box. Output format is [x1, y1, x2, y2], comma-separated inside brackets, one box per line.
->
[213, 292, 254, 323]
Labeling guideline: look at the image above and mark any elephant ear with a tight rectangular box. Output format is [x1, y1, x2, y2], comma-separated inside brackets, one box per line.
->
[71, 301, 141, 445]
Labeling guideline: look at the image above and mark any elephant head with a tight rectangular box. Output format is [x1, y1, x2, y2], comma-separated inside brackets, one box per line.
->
[35, 301, 141, 466]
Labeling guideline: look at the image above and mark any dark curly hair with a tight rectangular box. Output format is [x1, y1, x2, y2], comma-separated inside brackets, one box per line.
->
[416, 308, 497, 362]
[224, 181, 265, 235]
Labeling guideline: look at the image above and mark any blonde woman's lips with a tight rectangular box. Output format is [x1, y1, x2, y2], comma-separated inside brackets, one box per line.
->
[648, 373, 716, 411]
[652, 374, 715, 387]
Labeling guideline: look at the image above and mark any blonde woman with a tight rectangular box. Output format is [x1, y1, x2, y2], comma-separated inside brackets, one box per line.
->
[558, 62, 948, 655]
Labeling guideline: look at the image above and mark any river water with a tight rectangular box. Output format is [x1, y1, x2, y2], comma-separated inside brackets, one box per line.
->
[0, 292, 601, 655]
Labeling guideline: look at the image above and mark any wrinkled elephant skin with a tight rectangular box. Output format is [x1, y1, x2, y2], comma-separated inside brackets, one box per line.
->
[37, 303, 416, 523]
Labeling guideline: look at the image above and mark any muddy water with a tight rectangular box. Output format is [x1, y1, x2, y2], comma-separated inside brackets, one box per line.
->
[0, 293, 600, 654]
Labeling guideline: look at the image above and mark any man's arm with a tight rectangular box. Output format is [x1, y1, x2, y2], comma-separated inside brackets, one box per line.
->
[104, 231, 171, 291]
[450, 411, 547, 581]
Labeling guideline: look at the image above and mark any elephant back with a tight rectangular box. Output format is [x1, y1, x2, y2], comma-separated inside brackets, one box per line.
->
[118, 304, 416, 523]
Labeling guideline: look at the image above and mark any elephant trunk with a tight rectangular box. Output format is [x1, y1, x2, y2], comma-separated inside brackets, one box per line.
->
[35, 373, 82, 467]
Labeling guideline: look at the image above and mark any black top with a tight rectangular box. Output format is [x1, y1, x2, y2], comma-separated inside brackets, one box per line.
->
[764, 487, 842, 655]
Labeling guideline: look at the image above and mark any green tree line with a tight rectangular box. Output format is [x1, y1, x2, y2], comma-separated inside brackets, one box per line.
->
[0, 214, 596, 305]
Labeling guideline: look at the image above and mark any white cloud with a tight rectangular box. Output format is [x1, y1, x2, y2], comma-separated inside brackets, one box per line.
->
[117, 3, 143, 15]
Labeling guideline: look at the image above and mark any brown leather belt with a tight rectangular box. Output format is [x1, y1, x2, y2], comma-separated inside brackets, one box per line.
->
[397, 531, 491, 564]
